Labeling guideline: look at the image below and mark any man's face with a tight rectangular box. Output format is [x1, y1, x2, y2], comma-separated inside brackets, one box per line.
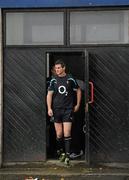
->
[55, 64, 65, 76]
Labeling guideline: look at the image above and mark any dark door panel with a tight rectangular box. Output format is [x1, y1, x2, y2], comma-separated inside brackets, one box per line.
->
[89, 48, 129, 163]
[4, 48, 46, 162]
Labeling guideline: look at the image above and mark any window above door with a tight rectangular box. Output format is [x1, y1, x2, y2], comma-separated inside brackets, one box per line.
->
[5, 9, 129, 46]
[70, 10, 129, 44]
[6, 12, 64, 45]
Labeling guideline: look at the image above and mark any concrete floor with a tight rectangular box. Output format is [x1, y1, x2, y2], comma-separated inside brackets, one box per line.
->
[0, 160, 129, 180]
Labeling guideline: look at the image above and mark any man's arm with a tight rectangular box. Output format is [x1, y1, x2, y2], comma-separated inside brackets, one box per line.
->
[74, 87, 82, 112]
[47, 91, 53, 117]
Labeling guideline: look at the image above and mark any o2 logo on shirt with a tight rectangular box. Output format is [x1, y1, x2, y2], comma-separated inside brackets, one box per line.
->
[58, 86, 68, 96]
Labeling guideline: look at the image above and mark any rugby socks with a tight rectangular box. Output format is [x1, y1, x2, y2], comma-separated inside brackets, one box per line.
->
[64, 136, 72, 157]
[56, 137, 63, 155]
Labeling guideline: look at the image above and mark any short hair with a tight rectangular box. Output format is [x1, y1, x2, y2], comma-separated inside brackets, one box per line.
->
[54, 59, 65, 68]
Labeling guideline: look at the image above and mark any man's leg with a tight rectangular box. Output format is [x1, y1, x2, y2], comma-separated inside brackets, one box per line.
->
[54, 123, 64, 156]
[63, 122, 72, 163]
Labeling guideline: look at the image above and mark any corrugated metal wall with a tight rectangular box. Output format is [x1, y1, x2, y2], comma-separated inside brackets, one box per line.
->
[3, 48, 46, 162]
[3, 47, 129, 164]
[89, 47, 129, 163]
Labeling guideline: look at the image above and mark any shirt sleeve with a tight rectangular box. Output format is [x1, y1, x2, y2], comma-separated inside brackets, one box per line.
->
[67, 76, 79, 91]
[73, 78, 79, 91]
[47, 78, 57, 92]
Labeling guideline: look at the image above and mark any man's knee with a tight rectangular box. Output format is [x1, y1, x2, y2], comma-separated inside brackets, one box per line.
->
[56, 130, 63, 138]
[64, 132, 71, 137]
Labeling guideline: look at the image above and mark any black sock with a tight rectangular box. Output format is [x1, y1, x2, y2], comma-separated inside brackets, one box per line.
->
[56, 137, 63, 153]
[64, 136, 72, 157]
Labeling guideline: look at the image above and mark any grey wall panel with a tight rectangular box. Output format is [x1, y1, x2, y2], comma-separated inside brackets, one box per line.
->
[3, 48, 46, 162]
[89, 47, 129, 163]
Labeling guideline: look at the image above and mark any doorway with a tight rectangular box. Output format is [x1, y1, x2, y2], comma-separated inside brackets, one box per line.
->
[46, 50, 89, 162]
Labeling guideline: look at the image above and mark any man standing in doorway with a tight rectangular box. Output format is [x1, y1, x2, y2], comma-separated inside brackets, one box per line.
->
[47, 59, 81, 165]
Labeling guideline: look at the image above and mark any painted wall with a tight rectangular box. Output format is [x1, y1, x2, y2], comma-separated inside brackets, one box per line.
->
[0, 9, 2, 167]
[0, 0, 129, 8]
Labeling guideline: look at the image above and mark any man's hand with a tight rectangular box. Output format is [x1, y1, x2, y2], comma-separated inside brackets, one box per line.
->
[48, 108, 53, 117]
[73, 104, 80, 112]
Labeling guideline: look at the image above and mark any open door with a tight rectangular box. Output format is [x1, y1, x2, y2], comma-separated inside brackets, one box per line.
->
[46, 49, 90, 163]
[88, 48, 129, 165]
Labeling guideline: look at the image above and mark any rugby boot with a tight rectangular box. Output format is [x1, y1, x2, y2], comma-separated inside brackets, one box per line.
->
[64, 153, 70, 166]
[64, 157, 70, 166]
[59, 153, 66, 162]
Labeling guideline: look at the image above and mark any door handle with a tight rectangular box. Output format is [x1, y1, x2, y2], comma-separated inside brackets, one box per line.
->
[89, 81, 94, 104]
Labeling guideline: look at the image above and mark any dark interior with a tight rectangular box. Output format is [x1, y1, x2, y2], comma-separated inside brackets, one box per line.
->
[46, 52, 86, 159]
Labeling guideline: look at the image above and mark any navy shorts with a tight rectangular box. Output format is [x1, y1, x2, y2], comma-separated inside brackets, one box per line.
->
[53, 108, 73, 123]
